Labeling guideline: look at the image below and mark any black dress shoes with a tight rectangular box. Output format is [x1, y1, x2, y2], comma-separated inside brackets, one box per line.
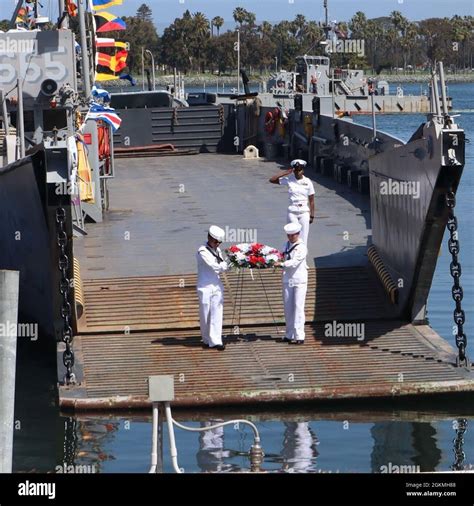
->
[211, 344, 226, 351]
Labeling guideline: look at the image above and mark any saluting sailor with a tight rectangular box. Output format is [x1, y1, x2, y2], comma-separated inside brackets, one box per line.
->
[196, 225, 229, 351]
[269, 159, 315, 245]
[276, 222, 308, 344]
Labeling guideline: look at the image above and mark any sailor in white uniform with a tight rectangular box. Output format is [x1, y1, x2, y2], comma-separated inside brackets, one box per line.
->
[269, 159, 315, 245]
[277, 222, 308, 344]
[196, 225, 229, 350]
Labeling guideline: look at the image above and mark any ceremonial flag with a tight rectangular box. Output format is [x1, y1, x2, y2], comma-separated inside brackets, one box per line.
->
[119, 73, 137, 86]
[96, 38, 128, 49]
[95, 72, 120, 81]
[91, 0, 123, 10]
[91, 85, 111, 102]
[97, 49, 128, 73]
[86, 103, 122, 131]
[65, 0, 78, 17]
[94, 12, 126, 32]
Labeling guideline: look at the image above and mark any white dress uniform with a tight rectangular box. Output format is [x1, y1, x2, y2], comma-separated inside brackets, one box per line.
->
[282, 233, 308, 342]
[279, 173, 315, 245]
[196, 240, 229, 347]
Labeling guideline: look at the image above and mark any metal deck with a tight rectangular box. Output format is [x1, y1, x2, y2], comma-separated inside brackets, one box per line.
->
[61, 321, 473, 409]
[76, 267, 399, 334]
[64, 154, 474, 409]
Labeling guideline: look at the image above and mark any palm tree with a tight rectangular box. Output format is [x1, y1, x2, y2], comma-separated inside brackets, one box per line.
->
[293, 14, 306, 42]
[213, 16, 224, 36]
[233, 7, 248, 26]
[245, 11, 256, 27]
[349, 11, 368, 40]
[193, 12, 210, 71]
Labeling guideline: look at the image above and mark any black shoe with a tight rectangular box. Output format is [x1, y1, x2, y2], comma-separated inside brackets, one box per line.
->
[211, 344, 226, 351]
[290, 340, 304, 345]
[282, 337, 294, 343]
[201, 343, 210, 348]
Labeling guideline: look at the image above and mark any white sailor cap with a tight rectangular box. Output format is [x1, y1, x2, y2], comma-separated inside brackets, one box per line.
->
[291, 159, 307, 169]
[284, 222, 302, 235]
[208, 225, 225, 241]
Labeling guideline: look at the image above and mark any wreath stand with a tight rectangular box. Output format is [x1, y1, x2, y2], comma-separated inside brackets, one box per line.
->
[223, 268, 283, 340]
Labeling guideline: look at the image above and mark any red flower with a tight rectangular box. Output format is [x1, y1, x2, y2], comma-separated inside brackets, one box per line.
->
[248, 255, 258, 265]
[251, 242, 264, 255]
[229, 245, 240, 253]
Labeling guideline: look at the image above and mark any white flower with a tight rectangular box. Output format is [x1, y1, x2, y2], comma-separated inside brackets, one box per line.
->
[261, 246, 273, 255]
[266, 254, 280, 263]
[236, 243, 251, 253]
[235, 252, 246, 262]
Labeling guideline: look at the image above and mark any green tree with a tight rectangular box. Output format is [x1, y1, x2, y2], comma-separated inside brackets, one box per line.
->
[192, 12, 210, 71]
[212, 16, 224, 36]
[136, 3, 153, 22]
[233, 7, 248, 26]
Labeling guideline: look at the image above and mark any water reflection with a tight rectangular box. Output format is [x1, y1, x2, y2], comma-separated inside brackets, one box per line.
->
[281, 423, 319, 473]
[51, 410, 472, 474]
[370, 422, 441, 473]
[196, 421, 234, 473]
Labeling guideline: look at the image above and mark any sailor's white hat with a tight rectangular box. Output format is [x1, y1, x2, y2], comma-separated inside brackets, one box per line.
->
[208, 225, 225, 241]
[284, 222, 302, 234]
[291, 159, 307, 168]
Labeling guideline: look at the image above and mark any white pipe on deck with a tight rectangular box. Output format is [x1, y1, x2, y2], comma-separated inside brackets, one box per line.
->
[0, 270, 20, 473]
[149, 403, 159, 473]
[164, 402, 183, 473]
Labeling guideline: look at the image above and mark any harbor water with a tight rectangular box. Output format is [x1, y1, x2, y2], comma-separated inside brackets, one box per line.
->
[12, 83, 474, 473]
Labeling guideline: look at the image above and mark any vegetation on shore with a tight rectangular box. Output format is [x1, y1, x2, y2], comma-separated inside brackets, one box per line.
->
[99, 4, 473, 77]
[1, 4, 472, 79]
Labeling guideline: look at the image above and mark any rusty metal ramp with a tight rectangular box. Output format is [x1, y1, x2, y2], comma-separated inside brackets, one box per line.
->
[60, 320, 474, 409]
[77, 266, 400, 334]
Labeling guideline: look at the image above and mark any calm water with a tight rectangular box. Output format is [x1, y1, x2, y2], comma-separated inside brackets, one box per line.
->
[12, 83, 474, 474]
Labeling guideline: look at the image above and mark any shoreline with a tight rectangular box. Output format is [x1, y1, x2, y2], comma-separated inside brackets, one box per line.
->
[104, 73, 474, 89]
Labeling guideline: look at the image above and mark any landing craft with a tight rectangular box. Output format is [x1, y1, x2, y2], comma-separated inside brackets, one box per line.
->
[0, 0, 472, 427]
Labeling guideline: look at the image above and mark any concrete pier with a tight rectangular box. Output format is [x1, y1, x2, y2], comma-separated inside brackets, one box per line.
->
[0, 270, 19, 473]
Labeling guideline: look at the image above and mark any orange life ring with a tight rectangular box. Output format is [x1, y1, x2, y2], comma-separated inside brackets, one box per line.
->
[264, 110, 276, 135]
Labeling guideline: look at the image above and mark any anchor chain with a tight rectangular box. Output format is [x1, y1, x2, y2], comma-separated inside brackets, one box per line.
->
[451, 418, 467, 471]
[446, 191, 469, 367]
[56, 207, 76, 384]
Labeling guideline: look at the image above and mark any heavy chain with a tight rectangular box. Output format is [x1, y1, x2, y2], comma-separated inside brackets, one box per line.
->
[451, 418, 467, 471]
[56, 207, 76, 384]
[446, 191, 469, 367]
[63, 416, 78, 467]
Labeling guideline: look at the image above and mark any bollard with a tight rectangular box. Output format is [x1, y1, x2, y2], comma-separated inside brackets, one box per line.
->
[0, 270, 20, 473]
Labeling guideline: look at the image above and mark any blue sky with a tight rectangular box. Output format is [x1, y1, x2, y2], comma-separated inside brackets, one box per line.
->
[1, 0, 473, 29]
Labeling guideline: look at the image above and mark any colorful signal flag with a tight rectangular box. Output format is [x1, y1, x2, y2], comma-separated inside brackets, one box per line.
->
[91, 0, 123, 10]
[94, 12, 126, 33]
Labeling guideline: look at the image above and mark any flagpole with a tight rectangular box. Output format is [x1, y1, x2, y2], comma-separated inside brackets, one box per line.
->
[78, 0, 92, 99]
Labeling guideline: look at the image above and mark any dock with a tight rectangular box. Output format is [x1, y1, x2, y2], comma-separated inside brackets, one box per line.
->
[61, 154, 474, 409]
